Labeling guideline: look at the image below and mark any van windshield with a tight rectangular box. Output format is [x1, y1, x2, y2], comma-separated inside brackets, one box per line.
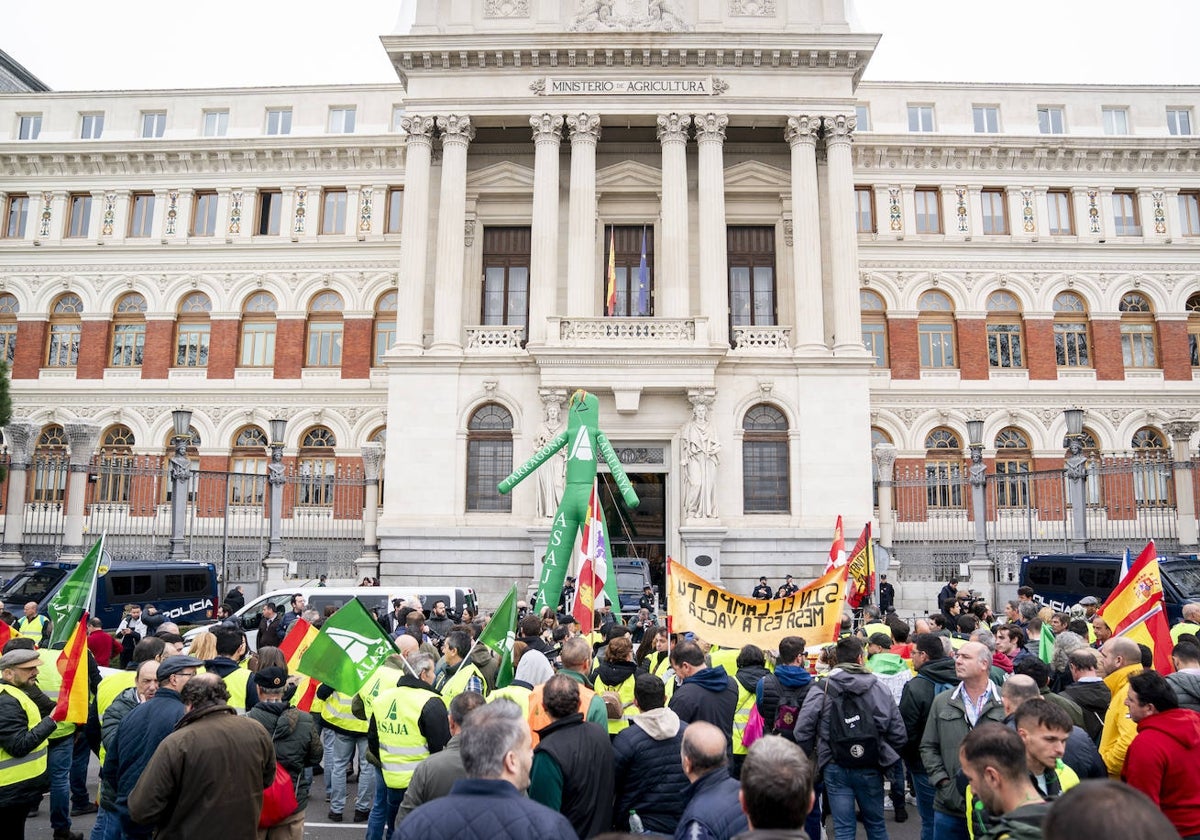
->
[0, 568, 67, 606]
[616, 571, 645, 591]
[1163, 563, 1200, 598]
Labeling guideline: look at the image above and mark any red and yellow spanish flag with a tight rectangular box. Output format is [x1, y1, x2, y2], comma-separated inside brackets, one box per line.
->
[1098, 540, 1174, 674]
[278, 618, 319, 672]
[572, 480, 610, 635]
[0, 619, 11, 651]
[846, 523, 874, 609]
[605, 228, 618, 316]
[54, 613, 91, 725]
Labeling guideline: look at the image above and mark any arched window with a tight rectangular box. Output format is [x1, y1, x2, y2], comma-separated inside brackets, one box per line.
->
[0, 293, 19, 364]
[918, 290, 956, 369]
[924, 427, 963, 508]
[1119, 292, 1157, 368]
[871, 426, 893, 507]
[306, 291, 343, 367]
[986, 290, 1024, 368]
[175, 291, 211, 367]
[994, 427, 1031, 508]
[229, 426, 268, 505]
[1186, 292, 1200, 367]
[298, 426, 337, 507]
[239, 291, 277, 368]
[1131, 426, 1171, 506]
[742, 404, 790, 514]
[163, 425, 201, 503]
[860, 290, 888, 368]
[47, 293, 83, 367]
[1053, 291, 1090, 367]
[31, 424, 68, 503]
[466, 404, 513, 512]
[96, 424, 135, 503]
[373, 291, 396, 366]
[110, 292, 146, 368]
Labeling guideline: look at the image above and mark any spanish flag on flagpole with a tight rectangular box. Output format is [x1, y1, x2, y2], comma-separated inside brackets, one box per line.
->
[825, 515, 846, 573]
[572, 479, 611, 635]
[1098, 540, 1174, 674]
[605, 227, 618, 316]
[54, 612, 91, 724]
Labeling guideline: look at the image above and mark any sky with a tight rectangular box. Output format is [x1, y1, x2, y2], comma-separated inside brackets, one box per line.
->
[5, 1, 1198, 92]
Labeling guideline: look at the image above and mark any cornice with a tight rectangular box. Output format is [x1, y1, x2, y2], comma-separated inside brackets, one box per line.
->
[859, 259, 1198, 274]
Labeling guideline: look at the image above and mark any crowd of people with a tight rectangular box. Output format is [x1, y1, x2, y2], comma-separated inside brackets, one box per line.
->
[1, 580, 1199, 840]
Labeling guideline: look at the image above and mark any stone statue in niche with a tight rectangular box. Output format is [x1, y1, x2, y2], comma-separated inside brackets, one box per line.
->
[533, 398, 566, 518]
[681, 399, 721, 519]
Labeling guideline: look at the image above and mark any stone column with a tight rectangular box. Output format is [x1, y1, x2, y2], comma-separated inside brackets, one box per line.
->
[566, 113, 601, 317]
[355, 442, 384, 581]
[694, 113, 728, 346]
[528, 114, 564, 345]
[430, 115, 475, 351]
[967, 443, 996, 607]
[1166, 420, 1199, 550]
[262, 442, 288, 589]
[823, 115, 864, 355]
[872, 442, 897, 550]
[1065, 437, 1089, 553]
[657, 113, 690, 318]
[0, 421, 38, 574]
[394, 115, 437, 352]
[62, 421, 102, 559]
[786, 115, 825, 352]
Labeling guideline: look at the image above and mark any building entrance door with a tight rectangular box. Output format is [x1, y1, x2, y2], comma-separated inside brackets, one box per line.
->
[598, 472, 666, 598]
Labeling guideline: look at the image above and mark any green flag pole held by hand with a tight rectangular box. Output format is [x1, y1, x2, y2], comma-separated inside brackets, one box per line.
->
[499, 390, 639, 612]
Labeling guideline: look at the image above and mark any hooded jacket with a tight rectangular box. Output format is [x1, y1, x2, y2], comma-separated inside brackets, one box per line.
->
[1166, 669, 1200, 714]
[1099, 662, 1141, 777]
[669, 664, 739, 734]
[898, 655, 960, 765]
[867, 652, 913, 705]
[992, 651, 1014, 674]
[754, 664, 814, 738]
[794, 663, 908, 772]
[1060, 677, 1111, 743]
[1122, 708, 1200, 837]
[612, 706, 690, 833]
[593, 659, 638, 691]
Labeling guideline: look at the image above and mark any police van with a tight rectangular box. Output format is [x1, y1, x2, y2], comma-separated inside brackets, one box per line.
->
[0, 559, 219, 629]
[1019, 552, 1200, 624]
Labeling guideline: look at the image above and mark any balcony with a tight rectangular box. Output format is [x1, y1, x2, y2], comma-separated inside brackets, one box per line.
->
[464, 325, 525, 352]
[731, 326, 792, 352]
[550, 317, 705, 347]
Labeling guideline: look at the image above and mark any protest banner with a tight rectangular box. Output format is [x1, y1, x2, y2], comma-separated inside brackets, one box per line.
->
[667, 558, 848, 649]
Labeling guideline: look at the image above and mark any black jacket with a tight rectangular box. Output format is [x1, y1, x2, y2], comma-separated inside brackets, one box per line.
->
[394, 778, 576, 840]
[611, 708, 689, 834]
[534, 713, 615, 839]
[898, 655, 960, 764]
[676, 766, 749, 840]
[668, 665, 739, 734]
[257, 614, 286, 648]
[0, 680, 57, 809]
[1060, 678, 1110, 743]
[592, 659, 638, 692]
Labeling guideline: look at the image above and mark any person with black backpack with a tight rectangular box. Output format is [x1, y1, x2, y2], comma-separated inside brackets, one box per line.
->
[794, 636, 907, 840]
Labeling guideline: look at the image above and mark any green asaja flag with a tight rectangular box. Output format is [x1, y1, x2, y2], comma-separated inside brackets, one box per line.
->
[477, 584, 519, 689]
[46, 535, 104, 647]
[297, 597, 396, 695]
[1038, 625, 1056, 664]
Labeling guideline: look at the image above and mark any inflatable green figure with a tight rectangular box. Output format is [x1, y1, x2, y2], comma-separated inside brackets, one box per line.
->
[498, 390, 640, 611]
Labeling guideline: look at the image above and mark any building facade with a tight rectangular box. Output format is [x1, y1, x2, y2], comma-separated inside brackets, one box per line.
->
[0, 1, 1196, 606]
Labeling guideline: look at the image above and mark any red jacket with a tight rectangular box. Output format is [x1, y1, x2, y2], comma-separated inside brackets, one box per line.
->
[87, 630, 118, 667]
[1122, 707, 1200, 837]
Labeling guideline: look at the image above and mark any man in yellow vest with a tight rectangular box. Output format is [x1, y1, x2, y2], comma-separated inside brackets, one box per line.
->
[438, 631, 488, 704]
[16, 602, 50, 646]
[368, 652, 450, 840]
[0, 647, 61, 836]
[355, 652, 413, 840]
[36, 640, 91, 840]
[203, 625, 257, 713]
[318, 682, 375, 823]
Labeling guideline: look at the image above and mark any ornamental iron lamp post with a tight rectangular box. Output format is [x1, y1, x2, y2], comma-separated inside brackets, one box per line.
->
[1063, 408, 1088, 553]
[263, 418, 288, 587]
[167, 409, 192, 560]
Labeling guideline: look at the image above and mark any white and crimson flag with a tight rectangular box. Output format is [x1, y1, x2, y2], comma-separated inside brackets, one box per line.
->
[572, 479, 611, 635]
[825, 515, 847, 573]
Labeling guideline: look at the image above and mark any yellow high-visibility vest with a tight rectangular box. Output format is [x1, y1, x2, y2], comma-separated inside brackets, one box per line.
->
[593, 672, 636, 735]
[0, 684, 49, 786]
[36, 649, 76, 739]
[441, 662, 488, 705]
[357, 663, 408, 721]
[372, 685, 436, 789]
[16, 615, 47, 642]
[321, 689, 368, 734]
[222, 668, 252, 714]
[732, 682, 754, 756]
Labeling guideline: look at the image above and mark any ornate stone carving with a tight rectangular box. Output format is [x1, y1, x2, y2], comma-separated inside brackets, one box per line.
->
[782, 217, 793, 247]
[889, 188, 902, 232]
[399, 114, 437, 142]
[656, 113, 690, 145]
[711, 78, 729, 95]
[692, 113, 728, 144]
[821, 114, 857, 143]
[1153, 190, 1167, 235]
[729, 0, 775, 15]
[292, 188, 307, 235]
[530, 113, 564, 144]
[358, 187, 373, 234]
[64, 421, 102, 468]
[360, 441, 385, 481]
[1164, 420, 1199, 443]
[3, 421, 39, 469]
[532, 390, 567, 519]
[38, 192, 53, 238]
[101, 191, 116, 236]
[955, 187, 969, 233]
[1020, 188, 1035, 233]
[784, 115, 820, 147]
[529, 77, 546, 95]
[437, 115, 475, 146]
[228, 189, 243, 235]
[566, 112, 602, 144]
[464, 218, 476, 247]
[872, 442, 897, 481]
[484, 0, 529, 17]
[569, 0, 693, 32]
[1087, 189, 1100, 234]
[682, 389, 720, 520]
[164, 190, 178, 236]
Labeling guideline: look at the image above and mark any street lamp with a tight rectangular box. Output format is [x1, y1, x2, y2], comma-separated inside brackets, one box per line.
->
[171, 407, 193, 442]
[966, 419, 984, 449]
[167, 408, 193, 560]
[266, 417, 288, 566]
[269, 418, 287, 447]
[1064, 407, 1084, 439]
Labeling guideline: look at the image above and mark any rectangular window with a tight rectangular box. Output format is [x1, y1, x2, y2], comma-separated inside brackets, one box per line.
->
[466, 439, 512, 512]
[306, 322, 343, 366]
[80, 113, 104, 139]
[727, 226, 776, 328]
[48, 323, 80, 366]
[1047, 190, 1073, 235]
[0, 324, 15, 364]
[1179, 192, 1200, 236]
[1133, 460, 1171, 506]
[1189, 323, 1200, 367]
[481, 226, 531, 329]
[17, 114, 41, 140]
[1038, 107, 1065, 134]
[854, 187, 875, 233]
[392, 106, 406, 132]
[743, 438, 790, 514]
[973, 105, 1000, 133]
[67, 194, 92, 238]
[128, 193, 155, 238]
[297, 458, 335, 507]
[328, 107, 356, 134]
[995, 460, 1031, 508]
[987, 324, 1024, 367]
[32, 456, 68, 503]
[257, 190, 282, 235]
[141, 112, 166, 138]
[176, 323, 210, 367]
[1055, 321, 1089, 366]
[192, 191, 218, 236]
[202, 110, 229, 137]
[320, 190, 347, 235]
[265, 108, 292, 136]
[110, 324, 145, 367]
[914, 188, 941, 234]
[907, 105, 935, 132]
[1102, 107, 1129, 135]
[1112, 191, 1140, 236]
[386, 188, 403, 233]
[604, 225, 656, 318]
[229, 457, 266, 505]
[854, 104, 870, 131]
[862, 323, 887, 367]
[1121, 323, 1157, 368]
[1167, 108, 1192, 136]
[373, 318, 395, 366]
[980, 189, 1008, 235]
[4, 195, 29, 238]
[919, 323, 955, 367]
[240, 322, 276, 367]
[926, 462, 964, 508]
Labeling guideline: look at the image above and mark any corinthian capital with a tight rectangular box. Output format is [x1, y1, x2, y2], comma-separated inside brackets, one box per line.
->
[360, 441, 385, 482]
[530, 113, 564, 145]
[692, 113, 728, 144]
[64, 421, 102, 468]
[784, 115, 820, 147]
[399, 114, 437, 141]
[437, 115, 475, 145]
[821, 114, 857, 143]
[3, 421, 38, 469]
[565, 113, 601, 144]
[656, 113, 691, 145]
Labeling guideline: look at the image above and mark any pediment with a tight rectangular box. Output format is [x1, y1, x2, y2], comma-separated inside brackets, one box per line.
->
[466, 160, 535, 192]
[596, 159, 663, 191]
[723, 160, 790, 192]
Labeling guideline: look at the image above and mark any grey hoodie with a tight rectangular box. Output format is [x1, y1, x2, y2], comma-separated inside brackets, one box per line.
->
[1168, 669, 1200, 713]
[794, 663, 909, 771]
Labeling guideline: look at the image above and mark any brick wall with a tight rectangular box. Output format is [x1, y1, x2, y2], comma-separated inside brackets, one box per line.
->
[1091, 320, 1125, 381]
[207, 320, 238, 380]
[340, 318, 373, 380]
[1159, 319, 1192, 382]
[76, 320, 110, 380]
[887, 317, 919, 379]
[957, 318, 989, 380]
[1025, 318, 1057, 381]
[141, 319, 173, 380]
[274, 319, 304, 379]
[12, 319, 47, 379]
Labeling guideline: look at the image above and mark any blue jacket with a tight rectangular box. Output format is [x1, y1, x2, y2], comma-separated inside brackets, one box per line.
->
[393, 778, 576, 840]
[669, 665, 739, 734]
[612, 707, 689, 833]
[673, 766, 748, 840]
[102, 688, 187, 839]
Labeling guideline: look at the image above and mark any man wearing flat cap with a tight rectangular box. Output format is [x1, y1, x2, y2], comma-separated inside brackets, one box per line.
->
[0, 647, 61, 836]
[102, 655, 203, 840]
[248, 666, 322, 839]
